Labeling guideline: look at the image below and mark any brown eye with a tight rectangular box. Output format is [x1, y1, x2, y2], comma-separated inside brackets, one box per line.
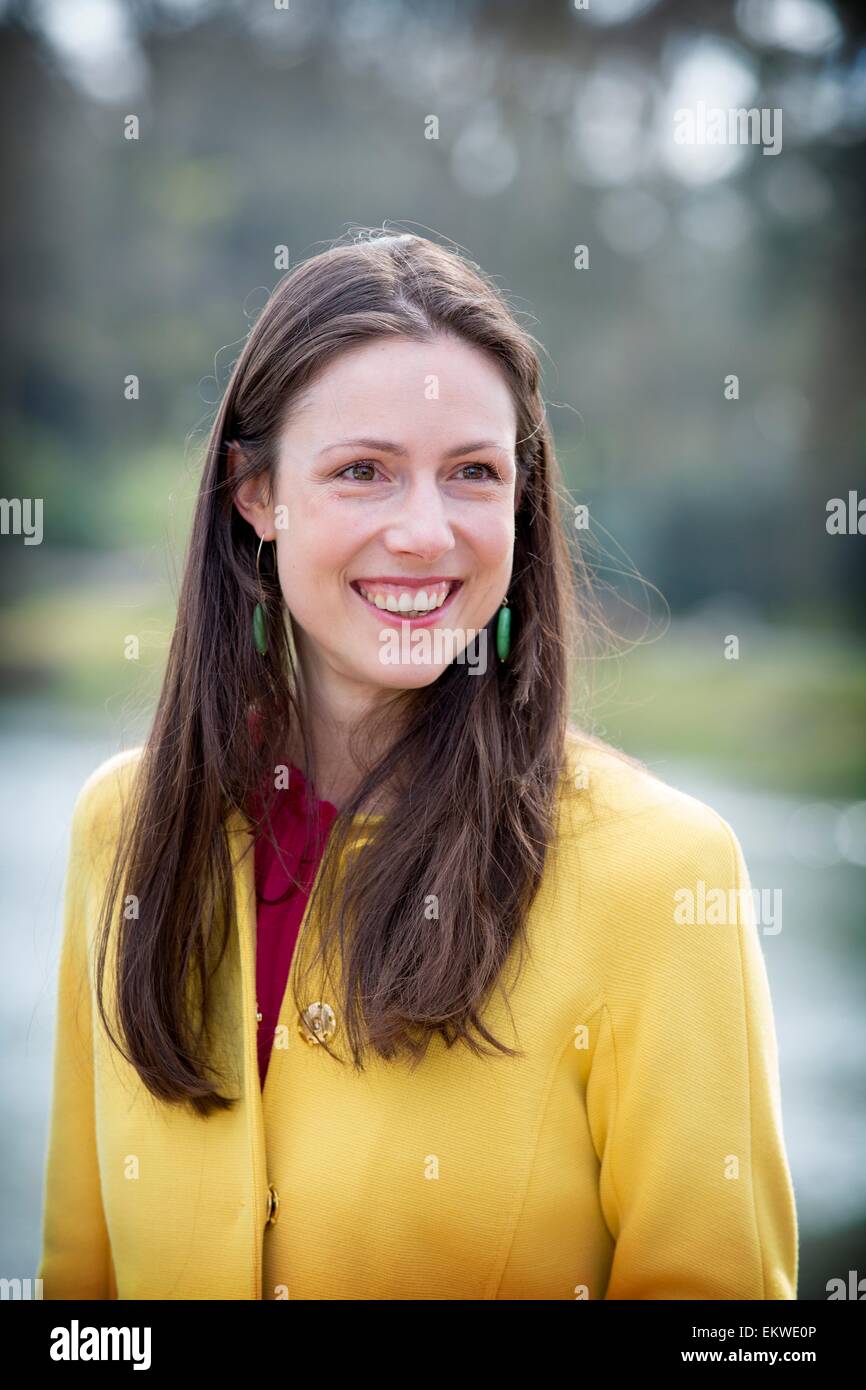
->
[337, 461, 380, 481]
[455, 462, 500, 480]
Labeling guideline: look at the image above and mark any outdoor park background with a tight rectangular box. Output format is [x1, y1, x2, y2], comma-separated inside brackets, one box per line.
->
[1, 0, 864, 1298]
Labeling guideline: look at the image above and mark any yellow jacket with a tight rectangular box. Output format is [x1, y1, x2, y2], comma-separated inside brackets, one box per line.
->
[37, 731, 798, 1299]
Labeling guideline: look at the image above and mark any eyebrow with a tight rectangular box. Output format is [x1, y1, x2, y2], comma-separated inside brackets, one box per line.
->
[318, 436, 513, 460]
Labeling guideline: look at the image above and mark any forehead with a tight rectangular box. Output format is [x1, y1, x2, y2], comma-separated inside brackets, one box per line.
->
[282, 335, 518, 441]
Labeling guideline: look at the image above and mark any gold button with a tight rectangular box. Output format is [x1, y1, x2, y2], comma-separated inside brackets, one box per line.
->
[266, 1183, 280, 1227]
[298, 1001, 337, 1045]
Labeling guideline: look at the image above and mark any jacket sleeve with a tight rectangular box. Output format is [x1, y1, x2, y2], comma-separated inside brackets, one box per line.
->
[36, 780, 115, 1299]
[587, 810, 798, 1300]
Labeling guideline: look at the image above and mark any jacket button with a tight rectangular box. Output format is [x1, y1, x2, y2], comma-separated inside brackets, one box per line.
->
[266, 1183, 280, 1226]
[298, 1001, 337, 1045]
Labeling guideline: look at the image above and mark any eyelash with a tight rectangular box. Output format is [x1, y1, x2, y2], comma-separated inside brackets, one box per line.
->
[335, 460, 501, 483]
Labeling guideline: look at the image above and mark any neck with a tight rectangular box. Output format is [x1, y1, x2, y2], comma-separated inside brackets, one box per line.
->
[292, 711, 365, 812]
[289, 639, 402, 812]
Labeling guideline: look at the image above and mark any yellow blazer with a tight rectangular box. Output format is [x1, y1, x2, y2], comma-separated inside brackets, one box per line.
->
[37, 731, 798, 1299]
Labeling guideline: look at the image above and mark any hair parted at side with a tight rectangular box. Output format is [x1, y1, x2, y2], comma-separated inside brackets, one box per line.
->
[94, 226, 597, 1116]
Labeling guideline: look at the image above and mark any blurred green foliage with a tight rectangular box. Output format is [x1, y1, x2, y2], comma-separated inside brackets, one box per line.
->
[1, 0, 864, 797]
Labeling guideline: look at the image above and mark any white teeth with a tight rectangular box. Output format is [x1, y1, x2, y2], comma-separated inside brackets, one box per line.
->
[357, 582, 454, 614]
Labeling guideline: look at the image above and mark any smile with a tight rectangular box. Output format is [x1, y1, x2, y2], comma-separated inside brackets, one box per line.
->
[349, 578, 463, 625]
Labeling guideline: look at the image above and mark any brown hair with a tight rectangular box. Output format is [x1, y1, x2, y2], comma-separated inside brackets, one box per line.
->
[94, 228, 595, 1116]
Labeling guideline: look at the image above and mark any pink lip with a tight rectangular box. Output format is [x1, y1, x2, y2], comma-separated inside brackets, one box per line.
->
[349, 579, 463, 627]
[351, 575, 461, 586]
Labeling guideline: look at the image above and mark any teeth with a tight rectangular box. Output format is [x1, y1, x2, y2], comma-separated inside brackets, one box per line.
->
[356, 582, 453, 614]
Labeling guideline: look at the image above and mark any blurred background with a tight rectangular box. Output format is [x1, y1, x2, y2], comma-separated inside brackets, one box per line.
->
[1, 0, 864, 1299]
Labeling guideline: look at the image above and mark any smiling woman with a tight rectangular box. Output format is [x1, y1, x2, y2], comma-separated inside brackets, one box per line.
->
[37, 229, 798, 1301]
[228, 331, 519, 710]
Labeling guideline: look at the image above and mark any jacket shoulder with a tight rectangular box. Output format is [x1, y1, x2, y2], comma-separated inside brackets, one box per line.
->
[561, 726, 741, 883]
[70, 746, 146, 860]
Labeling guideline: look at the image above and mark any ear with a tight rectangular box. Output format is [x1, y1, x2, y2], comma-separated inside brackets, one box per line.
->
[227, 441, 276, 540]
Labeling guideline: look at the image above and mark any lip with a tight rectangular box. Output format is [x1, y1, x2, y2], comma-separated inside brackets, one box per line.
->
[349, 578, 463, 627]
[351, 576, 461, 586]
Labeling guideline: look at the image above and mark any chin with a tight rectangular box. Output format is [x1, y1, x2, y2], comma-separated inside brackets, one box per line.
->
[365, 661, 447, 690]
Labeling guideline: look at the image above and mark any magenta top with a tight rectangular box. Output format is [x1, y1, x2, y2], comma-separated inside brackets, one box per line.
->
[250, 765, 339, 1089]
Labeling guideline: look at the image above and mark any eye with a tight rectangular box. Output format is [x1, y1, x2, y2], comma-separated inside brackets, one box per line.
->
[335, 460, 383, 482]
[334, 459, 502, 484]
[454, 462, 501, 481]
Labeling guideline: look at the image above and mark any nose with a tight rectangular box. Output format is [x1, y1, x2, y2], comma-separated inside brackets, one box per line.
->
[382, 477, 456, 561]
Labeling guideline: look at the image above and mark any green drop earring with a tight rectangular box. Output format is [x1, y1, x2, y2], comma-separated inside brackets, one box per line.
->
[495, 595, 512, 663]
[252, 533, 272, 656]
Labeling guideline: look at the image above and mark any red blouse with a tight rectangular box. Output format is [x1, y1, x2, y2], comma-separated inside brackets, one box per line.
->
[250, 765, 339, 1089]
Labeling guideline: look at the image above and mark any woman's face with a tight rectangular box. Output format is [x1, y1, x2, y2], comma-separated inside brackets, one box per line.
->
[236, 333, 518, 698]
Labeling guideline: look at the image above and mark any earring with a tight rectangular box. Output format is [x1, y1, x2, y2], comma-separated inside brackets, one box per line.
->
[252, 534, 271, 656]
[495, 595, 511, 663]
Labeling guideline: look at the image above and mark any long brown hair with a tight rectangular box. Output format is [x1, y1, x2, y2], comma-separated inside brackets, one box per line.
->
[94, 228, 593, 1116]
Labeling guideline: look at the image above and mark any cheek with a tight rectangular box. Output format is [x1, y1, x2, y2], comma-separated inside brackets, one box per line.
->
[463, 507, 515, 562]
[276, 503, 367, 581]
[274, 531, 368, 628]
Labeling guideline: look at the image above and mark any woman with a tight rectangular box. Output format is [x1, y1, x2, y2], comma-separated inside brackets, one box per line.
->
[37, 231, 798, 1300]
